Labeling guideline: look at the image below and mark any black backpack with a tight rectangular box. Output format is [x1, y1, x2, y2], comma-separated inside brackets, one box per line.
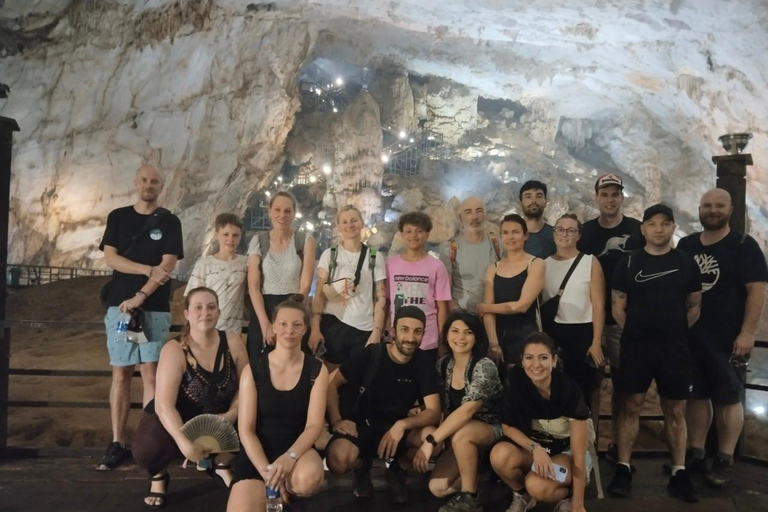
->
[339, 342, 386, 422]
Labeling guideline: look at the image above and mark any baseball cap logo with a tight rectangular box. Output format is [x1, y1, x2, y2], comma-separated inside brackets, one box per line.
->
[595, 173, 624, 191]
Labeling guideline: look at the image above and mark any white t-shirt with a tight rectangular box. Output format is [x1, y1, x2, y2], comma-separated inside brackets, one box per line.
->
[185, 255, 248, 333]
[318, 245, 386, 331]
[542, 254, 594, 324]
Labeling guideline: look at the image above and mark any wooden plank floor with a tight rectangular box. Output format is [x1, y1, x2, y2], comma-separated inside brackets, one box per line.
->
[0, 454, 766, 512]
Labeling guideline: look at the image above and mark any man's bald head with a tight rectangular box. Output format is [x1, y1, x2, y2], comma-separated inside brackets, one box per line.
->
[134, 165, 164, 204]
[699, 188, 733, 231]
[459, 196, 486, 233]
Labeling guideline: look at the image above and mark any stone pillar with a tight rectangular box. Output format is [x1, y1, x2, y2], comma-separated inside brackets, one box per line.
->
[711, 153, 752, 234]
[0, 116, 20, 448]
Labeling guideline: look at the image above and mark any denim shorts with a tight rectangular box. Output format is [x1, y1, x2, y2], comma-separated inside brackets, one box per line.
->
[104, 307, 171, 366]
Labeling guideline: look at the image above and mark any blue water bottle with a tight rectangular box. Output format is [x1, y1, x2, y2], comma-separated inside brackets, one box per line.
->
[266, 486, 283, 512]
[115, 312, 131, 343]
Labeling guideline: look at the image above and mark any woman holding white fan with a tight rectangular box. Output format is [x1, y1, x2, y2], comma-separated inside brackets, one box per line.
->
[132, 287, 248, 508]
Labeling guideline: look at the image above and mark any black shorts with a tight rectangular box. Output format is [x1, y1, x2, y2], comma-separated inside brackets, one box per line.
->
[328, 422, 410, 460]
[232, 448, 320, 485]
[320, 314, 372, 365]
[547, 322, 597, 401]
[689, 340, 743, 405]
[614, 333, 693, 400]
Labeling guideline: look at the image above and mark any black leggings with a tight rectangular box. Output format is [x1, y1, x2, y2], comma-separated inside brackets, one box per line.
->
[132, 412, 180, 477]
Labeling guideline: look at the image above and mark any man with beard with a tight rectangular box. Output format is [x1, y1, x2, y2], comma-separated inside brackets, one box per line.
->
[97, 165, 184, 470]
[577, 173, 644, 462]
[519, 180, 556, 259]
[608, 204, 702, 502]
[439, 196, 502, 313]
[326, 306, 441, 504]
[677, 188, 767, 486]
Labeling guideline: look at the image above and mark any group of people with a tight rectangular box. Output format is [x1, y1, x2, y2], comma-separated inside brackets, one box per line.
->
[95, 164, 767, 512]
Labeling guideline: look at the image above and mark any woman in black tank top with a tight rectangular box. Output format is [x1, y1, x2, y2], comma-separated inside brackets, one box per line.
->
[132, 287, 248, 509]
[228, 298, 329, 512]
[478, 214, 545, 365]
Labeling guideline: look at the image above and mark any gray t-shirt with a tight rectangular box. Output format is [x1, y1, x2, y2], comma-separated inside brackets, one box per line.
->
[524, 223, 556, 259]
[439, 235, 501, 311]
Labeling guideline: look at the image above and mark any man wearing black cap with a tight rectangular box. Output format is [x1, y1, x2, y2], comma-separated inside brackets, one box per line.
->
[677, 188, 768, 486]
[608, 204, 702, 502]
[577, 173, 644, 460]
[325, 306, 441, 504]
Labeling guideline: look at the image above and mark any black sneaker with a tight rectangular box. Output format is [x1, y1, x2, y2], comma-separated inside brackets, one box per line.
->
[667, 470, 699, 503]
[96, 442, 129, 471]
[604, 443, 619, 463]
[607, 464, 632, 498]
[353, 467, 373, 498]
[705, 456, 733, 488]
[386, 463, 408, 504]
[438, 491, 482, 512]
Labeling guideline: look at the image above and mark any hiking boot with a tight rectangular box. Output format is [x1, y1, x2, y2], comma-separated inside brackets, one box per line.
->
[667, 469, 700, 503]
[608, 464, 632, 498]
[386, 463, 408, 504]
[553, 498, 572, 512]
[604, 443, 619, 463]
[96, 442, 129, 471]
[438, 491, 482, 512]
[353, 467, 373, 498]
[705, 456, 734, 488]
[505, 492, 536, 512]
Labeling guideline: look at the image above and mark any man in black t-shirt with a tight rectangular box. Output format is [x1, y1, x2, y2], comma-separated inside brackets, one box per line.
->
[576, 173, 643, 461]
[677, 188, 768, 487]
[326, 306, 441, 504]
[96, 165, 184, 471]
[608, 204, 702, 503]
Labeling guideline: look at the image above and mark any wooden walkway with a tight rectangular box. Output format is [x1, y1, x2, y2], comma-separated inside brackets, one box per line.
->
[0, 454, 766, 512]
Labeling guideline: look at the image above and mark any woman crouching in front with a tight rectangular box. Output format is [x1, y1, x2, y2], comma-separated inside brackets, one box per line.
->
[132, 287, 248, 508]
[227, 297, 329, 511]
[490, 331, 593, 512]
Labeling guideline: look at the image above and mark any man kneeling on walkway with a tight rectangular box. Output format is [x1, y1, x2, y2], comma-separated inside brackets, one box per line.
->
[326, 306, 441, 504]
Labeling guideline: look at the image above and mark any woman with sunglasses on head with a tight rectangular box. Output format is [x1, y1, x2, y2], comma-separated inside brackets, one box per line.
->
[542, 213, 605, 409]
[132, 287, 249, 509]
[309, 205, 387, 370]
[413, 310, 503, 512]
[478, 214, 545, 365]
[490, 332, 593, 512]
[227, 298, 329, 512]
[246, 191, 317, 358]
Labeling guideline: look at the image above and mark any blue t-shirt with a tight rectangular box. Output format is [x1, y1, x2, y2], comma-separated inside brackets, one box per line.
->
[524, 223, 556, 259]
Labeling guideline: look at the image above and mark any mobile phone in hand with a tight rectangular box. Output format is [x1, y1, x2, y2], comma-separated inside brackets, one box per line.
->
[531, 462, 568, 482]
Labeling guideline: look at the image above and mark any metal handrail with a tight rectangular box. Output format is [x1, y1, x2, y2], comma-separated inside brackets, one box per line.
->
[5, 264, 188, 285]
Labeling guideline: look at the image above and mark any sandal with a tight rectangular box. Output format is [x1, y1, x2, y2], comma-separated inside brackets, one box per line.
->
[206, 462, 232, 489]
[144, 471, 171, 509]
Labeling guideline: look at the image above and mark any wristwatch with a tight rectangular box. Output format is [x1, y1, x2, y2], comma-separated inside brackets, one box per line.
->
[426, 434, 438, 447]
[287, 450, 297, 460]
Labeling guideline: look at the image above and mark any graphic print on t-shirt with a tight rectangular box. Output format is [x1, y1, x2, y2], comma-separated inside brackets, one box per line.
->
[693, 253, 720, 292]
[393, 275, 428, 312]
[597, 234, 632, 257]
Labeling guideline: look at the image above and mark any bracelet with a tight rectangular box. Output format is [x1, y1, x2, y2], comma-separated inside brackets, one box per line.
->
[136, 291, 148, 300]
[529, 442, 540, 453]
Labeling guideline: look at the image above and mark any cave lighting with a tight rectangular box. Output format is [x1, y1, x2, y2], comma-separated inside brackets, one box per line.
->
[305, 222, 315, 231]
[381, 154, 390, 163]
[277, 176, 283, 182]
[399, 131, 407, 139]
[265, 190, 271, 197]
[322, 164, 332, 175]
[335, 77, 344, 86]
[296, 212, 303, 219]
[427, 135, 435, 141]
[333, 107, 338, 113]
[371, 226, 379, 234]
[754, 405, 766, 416]
[309, 175, 317, 183]
[316, 89, 322, 95]
[409, 138, 414, 143]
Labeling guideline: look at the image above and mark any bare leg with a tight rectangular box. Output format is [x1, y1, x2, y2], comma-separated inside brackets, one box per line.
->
[428, 448, 461, 498]
[686, 398, 712, 451]
[286, 449, 324, 497]
[110, 365, 134, 443]
[139, 361, 157, 408]
[714, 402, 743, 457]
[525, 453, 572, 503]
[660, 397, 687, 467]
[617, 393, 645, 464]
[490, 442, 532, 492]
[451, 420, 497, 494]
[326, 438, 362, 475]
[227, 479, 265, 512]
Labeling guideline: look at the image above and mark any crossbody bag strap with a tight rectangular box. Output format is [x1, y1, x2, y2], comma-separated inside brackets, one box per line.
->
[123, 207, 170, 258]
[556, 253, 585, 296]
[352, 244, 368, 288]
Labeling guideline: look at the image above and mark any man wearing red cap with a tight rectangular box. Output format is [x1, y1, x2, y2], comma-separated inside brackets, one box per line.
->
[576, 173, 643, 462]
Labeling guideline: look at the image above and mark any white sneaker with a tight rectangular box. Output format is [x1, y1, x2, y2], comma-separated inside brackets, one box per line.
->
[553, 498, 572, 512]
[506, 492, 536, 512]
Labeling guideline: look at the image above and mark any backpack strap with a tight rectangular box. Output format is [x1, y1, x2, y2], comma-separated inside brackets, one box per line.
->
[353, 342, 385, 417]
[352, 245, 368, 288]
[369, 247, 378, 304]
[258, 231, 270, 260]
[488, 233, 501, 262]
[329, 245, 339, 281]
[450, 239, 458, 271]
[294, 231, 306, 260]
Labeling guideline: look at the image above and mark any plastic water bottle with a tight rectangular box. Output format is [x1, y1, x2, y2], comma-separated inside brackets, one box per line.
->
[266, 486, 283, 512]
[116, 312, 131, 343]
